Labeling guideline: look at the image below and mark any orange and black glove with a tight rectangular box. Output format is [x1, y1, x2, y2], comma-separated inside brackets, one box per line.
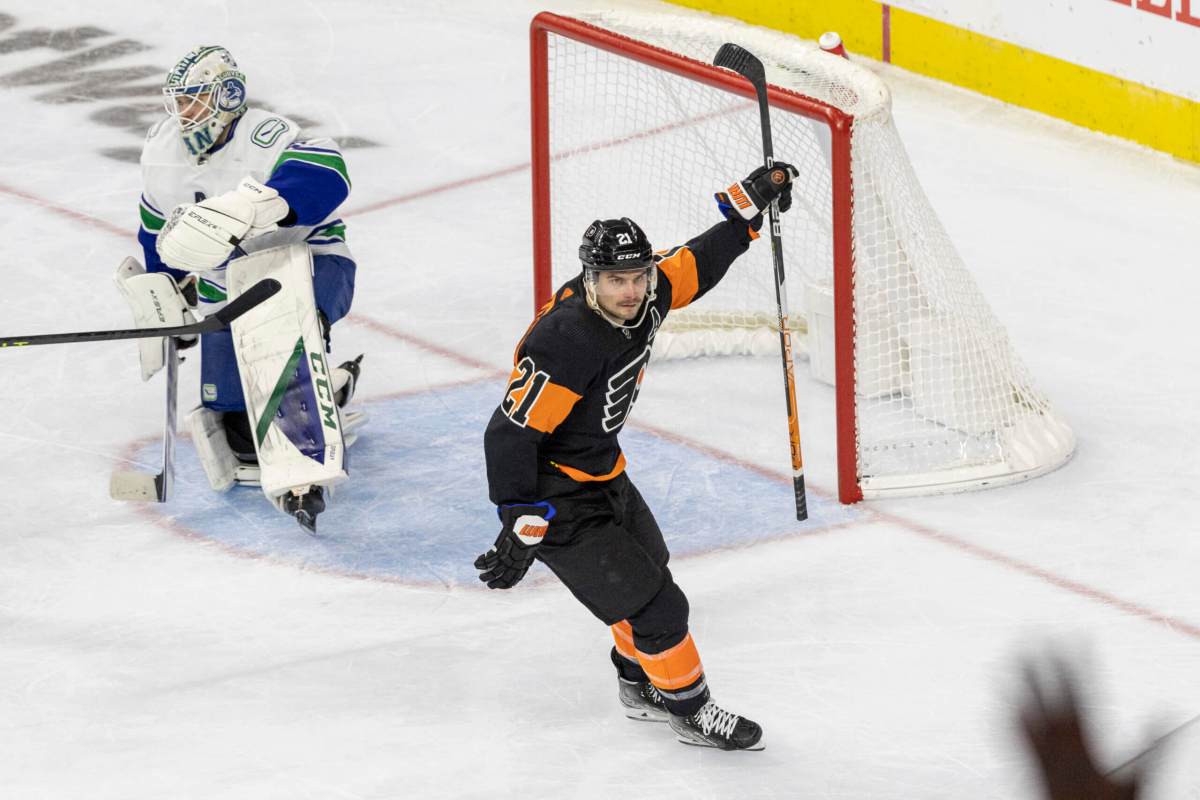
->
[715, 162, 798, 230]
[474, 502, 556, 589]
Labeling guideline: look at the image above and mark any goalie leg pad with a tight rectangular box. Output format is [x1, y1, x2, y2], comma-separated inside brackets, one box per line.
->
[187, 406, 238, 492]
[114, 258, 196, 382]
[226, 244, 349, 503]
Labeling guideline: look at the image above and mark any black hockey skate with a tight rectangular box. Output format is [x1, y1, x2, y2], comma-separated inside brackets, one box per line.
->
[618, 678, 668, 723]
[669, 701, 764, 751]
[282, 486, 325, 534]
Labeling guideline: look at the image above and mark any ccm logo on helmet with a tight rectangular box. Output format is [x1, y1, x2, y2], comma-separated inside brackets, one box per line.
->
[616, 253, 644, 260]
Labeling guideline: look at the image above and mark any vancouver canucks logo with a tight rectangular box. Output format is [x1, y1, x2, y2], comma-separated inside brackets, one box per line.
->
[218, 77, 246, 112]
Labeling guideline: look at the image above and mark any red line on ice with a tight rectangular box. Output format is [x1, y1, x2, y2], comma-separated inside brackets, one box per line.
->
[341, 104, 746, 218]
[12, 153, 1200, 643]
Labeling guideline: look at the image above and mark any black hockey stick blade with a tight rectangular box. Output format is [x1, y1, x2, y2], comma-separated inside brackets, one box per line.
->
[0, 278, 281, 349]
[714, 43, 766, 86]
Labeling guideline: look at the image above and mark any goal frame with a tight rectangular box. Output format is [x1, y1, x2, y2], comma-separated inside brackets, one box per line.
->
[531, 11, 861, 504]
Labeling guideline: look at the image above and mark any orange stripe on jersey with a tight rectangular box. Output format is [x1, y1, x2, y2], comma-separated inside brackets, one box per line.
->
[523, 381, 582, 434]
[656, 247, 700, 309]
[636, 634, 704, 691]
[550, 452, 627, 483]
[512, 285, 574, 366]
[611, 620, 638, 661]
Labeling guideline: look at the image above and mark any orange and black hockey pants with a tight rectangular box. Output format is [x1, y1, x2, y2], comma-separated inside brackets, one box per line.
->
[534, 470, 709, 716]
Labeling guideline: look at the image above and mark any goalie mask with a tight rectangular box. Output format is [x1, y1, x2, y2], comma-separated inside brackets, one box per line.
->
[163, 46, 248, 161]
[578, 217, 658, 329]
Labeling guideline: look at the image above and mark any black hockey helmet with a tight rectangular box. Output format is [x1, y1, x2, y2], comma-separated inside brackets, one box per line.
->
[578, 217, 654, 270]
[578, 217, 658, 329]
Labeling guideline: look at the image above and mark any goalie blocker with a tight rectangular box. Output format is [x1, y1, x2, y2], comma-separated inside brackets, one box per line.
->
[107, 259, 281, 504]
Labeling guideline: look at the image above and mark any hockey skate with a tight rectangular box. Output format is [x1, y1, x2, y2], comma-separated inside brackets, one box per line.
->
[668, 701, 764, 751]
[618, 678, 668, 723]
[281, 486, 325, 534]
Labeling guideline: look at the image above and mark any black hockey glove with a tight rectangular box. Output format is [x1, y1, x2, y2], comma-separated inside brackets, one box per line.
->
[715, 162, 799, 230]
[474, 502, 556, 590]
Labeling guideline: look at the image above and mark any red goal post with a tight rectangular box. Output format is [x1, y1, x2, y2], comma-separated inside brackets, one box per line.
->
[528, 10, 1074, 504]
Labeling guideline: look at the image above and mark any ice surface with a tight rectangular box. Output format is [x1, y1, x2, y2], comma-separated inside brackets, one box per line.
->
[0, 2, 1198, 798]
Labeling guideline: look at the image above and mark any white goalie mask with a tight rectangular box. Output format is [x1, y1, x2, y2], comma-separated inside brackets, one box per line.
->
[162, 46, 248, 161]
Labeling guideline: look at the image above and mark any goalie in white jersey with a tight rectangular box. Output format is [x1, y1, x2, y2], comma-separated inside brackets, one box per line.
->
[130, 45, 363, 532]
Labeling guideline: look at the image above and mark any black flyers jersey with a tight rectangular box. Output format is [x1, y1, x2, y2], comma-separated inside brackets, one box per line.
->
[485, 218, 756, 506]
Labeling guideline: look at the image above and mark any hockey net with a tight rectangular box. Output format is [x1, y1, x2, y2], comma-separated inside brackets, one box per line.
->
[531, 10, 1074, 503]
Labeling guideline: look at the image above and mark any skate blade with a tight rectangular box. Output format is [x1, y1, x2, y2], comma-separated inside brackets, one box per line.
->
[673, 733, 765, 751]
[623, 708, 669, 723]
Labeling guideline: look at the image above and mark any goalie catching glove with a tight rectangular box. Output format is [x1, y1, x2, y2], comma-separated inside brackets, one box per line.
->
[156, 176, 292, 272]
[715, 162, 798, 229]
[474, 502, 556, 589]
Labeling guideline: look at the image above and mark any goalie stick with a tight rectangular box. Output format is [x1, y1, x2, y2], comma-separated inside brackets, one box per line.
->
[106, 278, 280, 503]
[0, 278, 278, 503]
[110, 337, 179, 502]
[713, 42, 808, 521]
[0, 278, 281, 348]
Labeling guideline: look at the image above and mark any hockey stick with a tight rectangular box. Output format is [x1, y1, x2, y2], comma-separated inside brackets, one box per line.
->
[0, 278, 281, 349]
[713, 43, 808, 521]
[110, 337, 178, 502]
[105, 278, 281, 503]
[1105, 709, 1200, 780]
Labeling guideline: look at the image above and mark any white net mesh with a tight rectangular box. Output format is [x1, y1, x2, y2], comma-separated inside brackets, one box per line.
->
[538, 10, 1074, 498]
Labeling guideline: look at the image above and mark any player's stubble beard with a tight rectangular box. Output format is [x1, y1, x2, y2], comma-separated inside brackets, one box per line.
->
[602, 294, 644, 321]
[598, 284, 647, 322]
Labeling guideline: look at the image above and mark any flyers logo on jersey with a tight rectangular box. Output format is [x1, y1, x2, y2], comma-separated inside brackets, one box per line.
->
[601, 307, 662, 433]
[602, 349, 649, 433]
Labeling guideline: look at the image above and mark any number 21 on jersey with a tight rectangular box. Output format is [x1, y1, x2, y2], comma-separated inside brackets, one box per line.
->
[502, 356, 550, 428]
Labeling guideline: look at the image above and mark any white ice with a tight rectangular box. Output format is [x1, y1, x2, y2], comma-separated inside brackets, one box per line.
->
[1, 2, 1198, 798]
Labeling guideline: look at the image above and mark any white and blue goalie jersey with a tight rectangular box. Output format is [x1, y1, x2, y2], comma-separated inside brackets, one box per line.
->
[138, 108, 353, 318]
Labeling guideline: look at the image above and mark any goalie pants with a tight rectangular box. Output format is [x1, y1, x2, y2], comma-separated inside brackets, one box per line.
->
[534, 470, 710, 716]
[200, 253, 356, 412]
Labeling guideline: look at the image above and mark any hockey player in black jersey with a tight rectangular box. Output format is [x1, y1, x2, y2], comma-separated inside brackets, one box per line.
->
[476, 163, 797, 751]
